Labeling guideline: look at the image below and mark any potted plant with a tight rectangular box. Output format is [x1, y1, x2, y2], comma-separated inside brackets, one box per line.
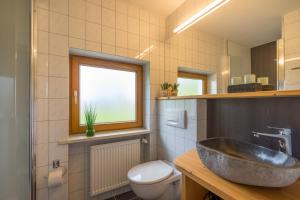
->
[84, 104, 97, 137]
[172, 83, 179, 96]
[160, 82, 171, 97]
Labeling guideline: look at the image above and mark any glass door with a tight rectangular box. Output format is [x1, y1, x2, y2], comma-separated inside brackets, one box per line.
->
[0, 0, 31, 199]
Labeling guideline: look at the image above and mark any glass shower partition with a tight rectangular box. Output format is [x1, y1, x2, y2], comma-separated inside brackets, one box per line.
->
[0, 0, 32, 199]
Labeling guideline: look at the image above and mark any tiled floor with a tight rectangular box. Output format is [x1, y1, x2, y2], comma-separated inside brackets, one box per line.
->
[105, 191, 142, 200]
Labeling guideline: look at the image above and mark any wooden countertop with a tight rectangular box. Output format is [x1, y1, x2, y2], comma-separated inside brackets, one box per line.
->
[157, 90, 300, 100]
[174, 150, 300, 200]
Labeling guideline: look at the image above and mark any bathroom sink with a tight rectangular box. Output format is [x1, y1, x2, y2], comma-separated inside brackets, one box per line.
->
[196, 137, 300, 187]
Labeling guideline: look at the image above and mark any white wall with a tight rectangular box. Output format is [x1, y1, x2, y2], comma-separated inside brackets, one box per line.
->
[158, 99, 207, 161]
[33, 0, 234, 199]
[34, 0, 164, 199]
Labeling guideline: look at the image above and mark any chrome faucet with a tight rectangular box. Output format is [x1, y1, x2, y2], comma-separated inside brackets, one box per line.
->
[252, 126, 292, 155]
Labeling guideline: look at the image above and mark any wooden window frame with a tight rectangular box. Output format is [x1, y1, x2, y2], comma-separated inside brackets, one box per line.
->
[178, 71, 208, 94]
[70, 55, 143, 135]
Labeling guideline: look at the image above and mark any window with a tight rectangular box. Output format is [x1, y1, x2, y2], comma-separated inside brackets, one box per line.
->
[177, 72, 207, 96]
[70, 56, 143, 134]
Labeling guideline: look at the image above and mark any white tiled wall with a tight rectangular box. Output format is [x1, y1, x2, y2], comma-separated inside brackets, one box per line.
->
[34, 0, 164, 199]
[158, 99, 207, 161]
[164, 27, 227, 94]
[283, 8, 300, 89]
[34, 0, 228, 199]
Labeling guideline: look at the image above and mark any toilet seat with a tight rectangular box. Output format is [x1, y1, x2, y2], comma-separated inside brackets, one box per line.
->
[128, 160, 173, 184]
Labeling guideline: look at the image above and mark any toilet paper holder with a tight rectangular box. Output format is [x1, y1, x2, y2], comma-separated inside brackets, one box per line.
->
[44, 160, 67, 179]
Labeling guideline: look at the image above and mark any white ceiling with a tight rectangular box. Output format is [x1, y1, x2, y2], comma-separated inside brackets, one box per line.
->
[193, 0, 300, 47]
[126, 0, 185, 17]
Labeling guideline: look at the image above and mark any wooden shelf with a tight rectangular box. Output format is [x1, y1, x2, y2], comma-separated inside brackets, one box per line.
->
[174, 150, 300, 200]
[157, 90, 300, 100]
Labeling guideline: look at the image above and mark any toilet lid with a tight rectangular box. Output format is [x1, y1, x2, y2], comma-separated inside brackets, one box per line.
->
[128, 160, 174, 184]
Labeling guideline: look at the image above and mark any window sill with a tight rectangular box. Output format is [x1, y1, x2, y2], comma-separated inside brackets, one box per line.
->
[58, 128, 150, 145]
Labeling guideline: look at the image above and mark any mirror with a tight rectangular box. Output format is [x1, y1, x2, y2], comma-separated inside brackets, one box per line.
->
[164, 0, 300, 94]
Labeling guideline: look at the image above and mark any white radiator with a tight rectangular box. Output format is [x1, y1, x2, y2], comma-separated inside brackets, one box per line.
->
[90, 139, 141, 196]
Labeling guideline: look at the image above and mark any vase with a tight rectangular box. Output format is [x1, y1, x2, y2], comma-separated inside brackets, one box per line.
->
[172, 90, 178, 96]
[86, 128, 95, 137]
[160, 90, 168, 97]
[167, 89, 172, 97]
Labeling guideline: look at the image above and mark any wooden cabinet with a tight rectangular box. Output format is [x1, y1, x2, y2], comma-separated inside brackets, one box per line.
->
[175, 150, 300, 200]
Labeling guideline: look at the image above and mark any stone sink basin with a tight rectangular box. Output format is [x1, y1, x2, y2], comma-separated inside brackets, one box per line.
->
[196, 137, 300, 187]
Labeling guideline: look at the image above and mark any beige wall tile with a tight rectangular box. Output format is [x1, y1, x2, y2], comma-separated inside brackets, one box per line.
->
[140, 36, 149, 51]
[128, 33, 139, 51]
[150, 13, 159, 25]
[102, 0, 116, 10]
[68, 190, 84, 200]
[37, 8, 49, 31]
[49, 120, 68, 142]
[69, 18, 85, 39]
[68, 153, 86, 173]
[116, 30, 127, 48]
[128, 17, 139, 34]
[116, 47, 128, 57]
[102, 26, 116, 46]
[49, 183, 68, 200]
[69, 37, 85, 49]
[102, 8, 116, 28]
[49, 77, 69, 98]
[50, 0, 68, 14]
[35, 121, 49, 144]
[116, 0, 127, 14]
[102, 44, 116, 55]
[128, 4, 139, 18]
[140, 9, 149, 22]
[127, 49, 139, 59]
[49, 55, 69, 77]
[36, 143, 49, 167]
[36, 53, 49, 76]
[150, 24, 159, 40]
[35, 99, 49, 121]
[36, 76, 49, 98]
[140, 21, 149, 37]
[86, 22, 101, 43]
[68, 171, 85, 193]
[49, 143, 68, 164]
[50, 12, 68, 35]
[49, 33, 68, 56]
[69, 0, 85, 19]
[36, 188, 48, 200]
[49, 99, 69, 120]
[86, 41, 101, 52]
[86, 3, 101, 24]
[87, 0, 101, 5]
[36, 166, 49, 189]
[37, 31, 49, 54]
[36, 0, 49, 10]
[116, 13, 127, 31]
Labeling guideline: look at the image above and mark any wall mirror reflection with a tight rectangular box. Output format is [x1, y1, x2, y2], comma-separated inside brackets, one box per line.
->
[164, 0, 300, 95]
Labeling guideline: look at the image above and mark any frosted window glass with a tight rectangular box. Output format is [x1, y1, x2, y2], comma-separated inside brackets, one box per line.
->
[80, 65, 136, 125]
[178, 78, 203, 96]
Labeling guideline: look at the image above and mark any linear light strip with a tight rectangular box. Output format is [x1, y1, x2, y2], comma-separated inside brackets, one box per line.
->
[135, 45, 154, 59]
[173, 0, 231, 34]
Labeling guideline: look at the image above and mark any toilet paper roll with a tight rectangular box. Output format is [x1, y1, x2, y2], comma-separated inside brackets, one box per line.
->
[48, 167, 65, 187]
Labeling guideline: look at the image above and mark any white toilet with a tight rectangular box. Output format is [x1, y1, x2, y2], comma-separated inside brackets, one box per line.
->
[127, 160, 181, 200]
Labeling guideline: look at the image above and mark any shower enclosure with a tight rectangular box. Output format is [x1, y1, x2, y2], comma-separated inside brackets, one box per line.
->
[0, 0, 32, 199]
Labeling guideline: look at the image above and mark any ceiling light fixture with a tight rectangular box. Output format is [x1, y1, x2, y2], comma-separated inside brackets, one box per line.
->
[173, 0, 231, 34]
